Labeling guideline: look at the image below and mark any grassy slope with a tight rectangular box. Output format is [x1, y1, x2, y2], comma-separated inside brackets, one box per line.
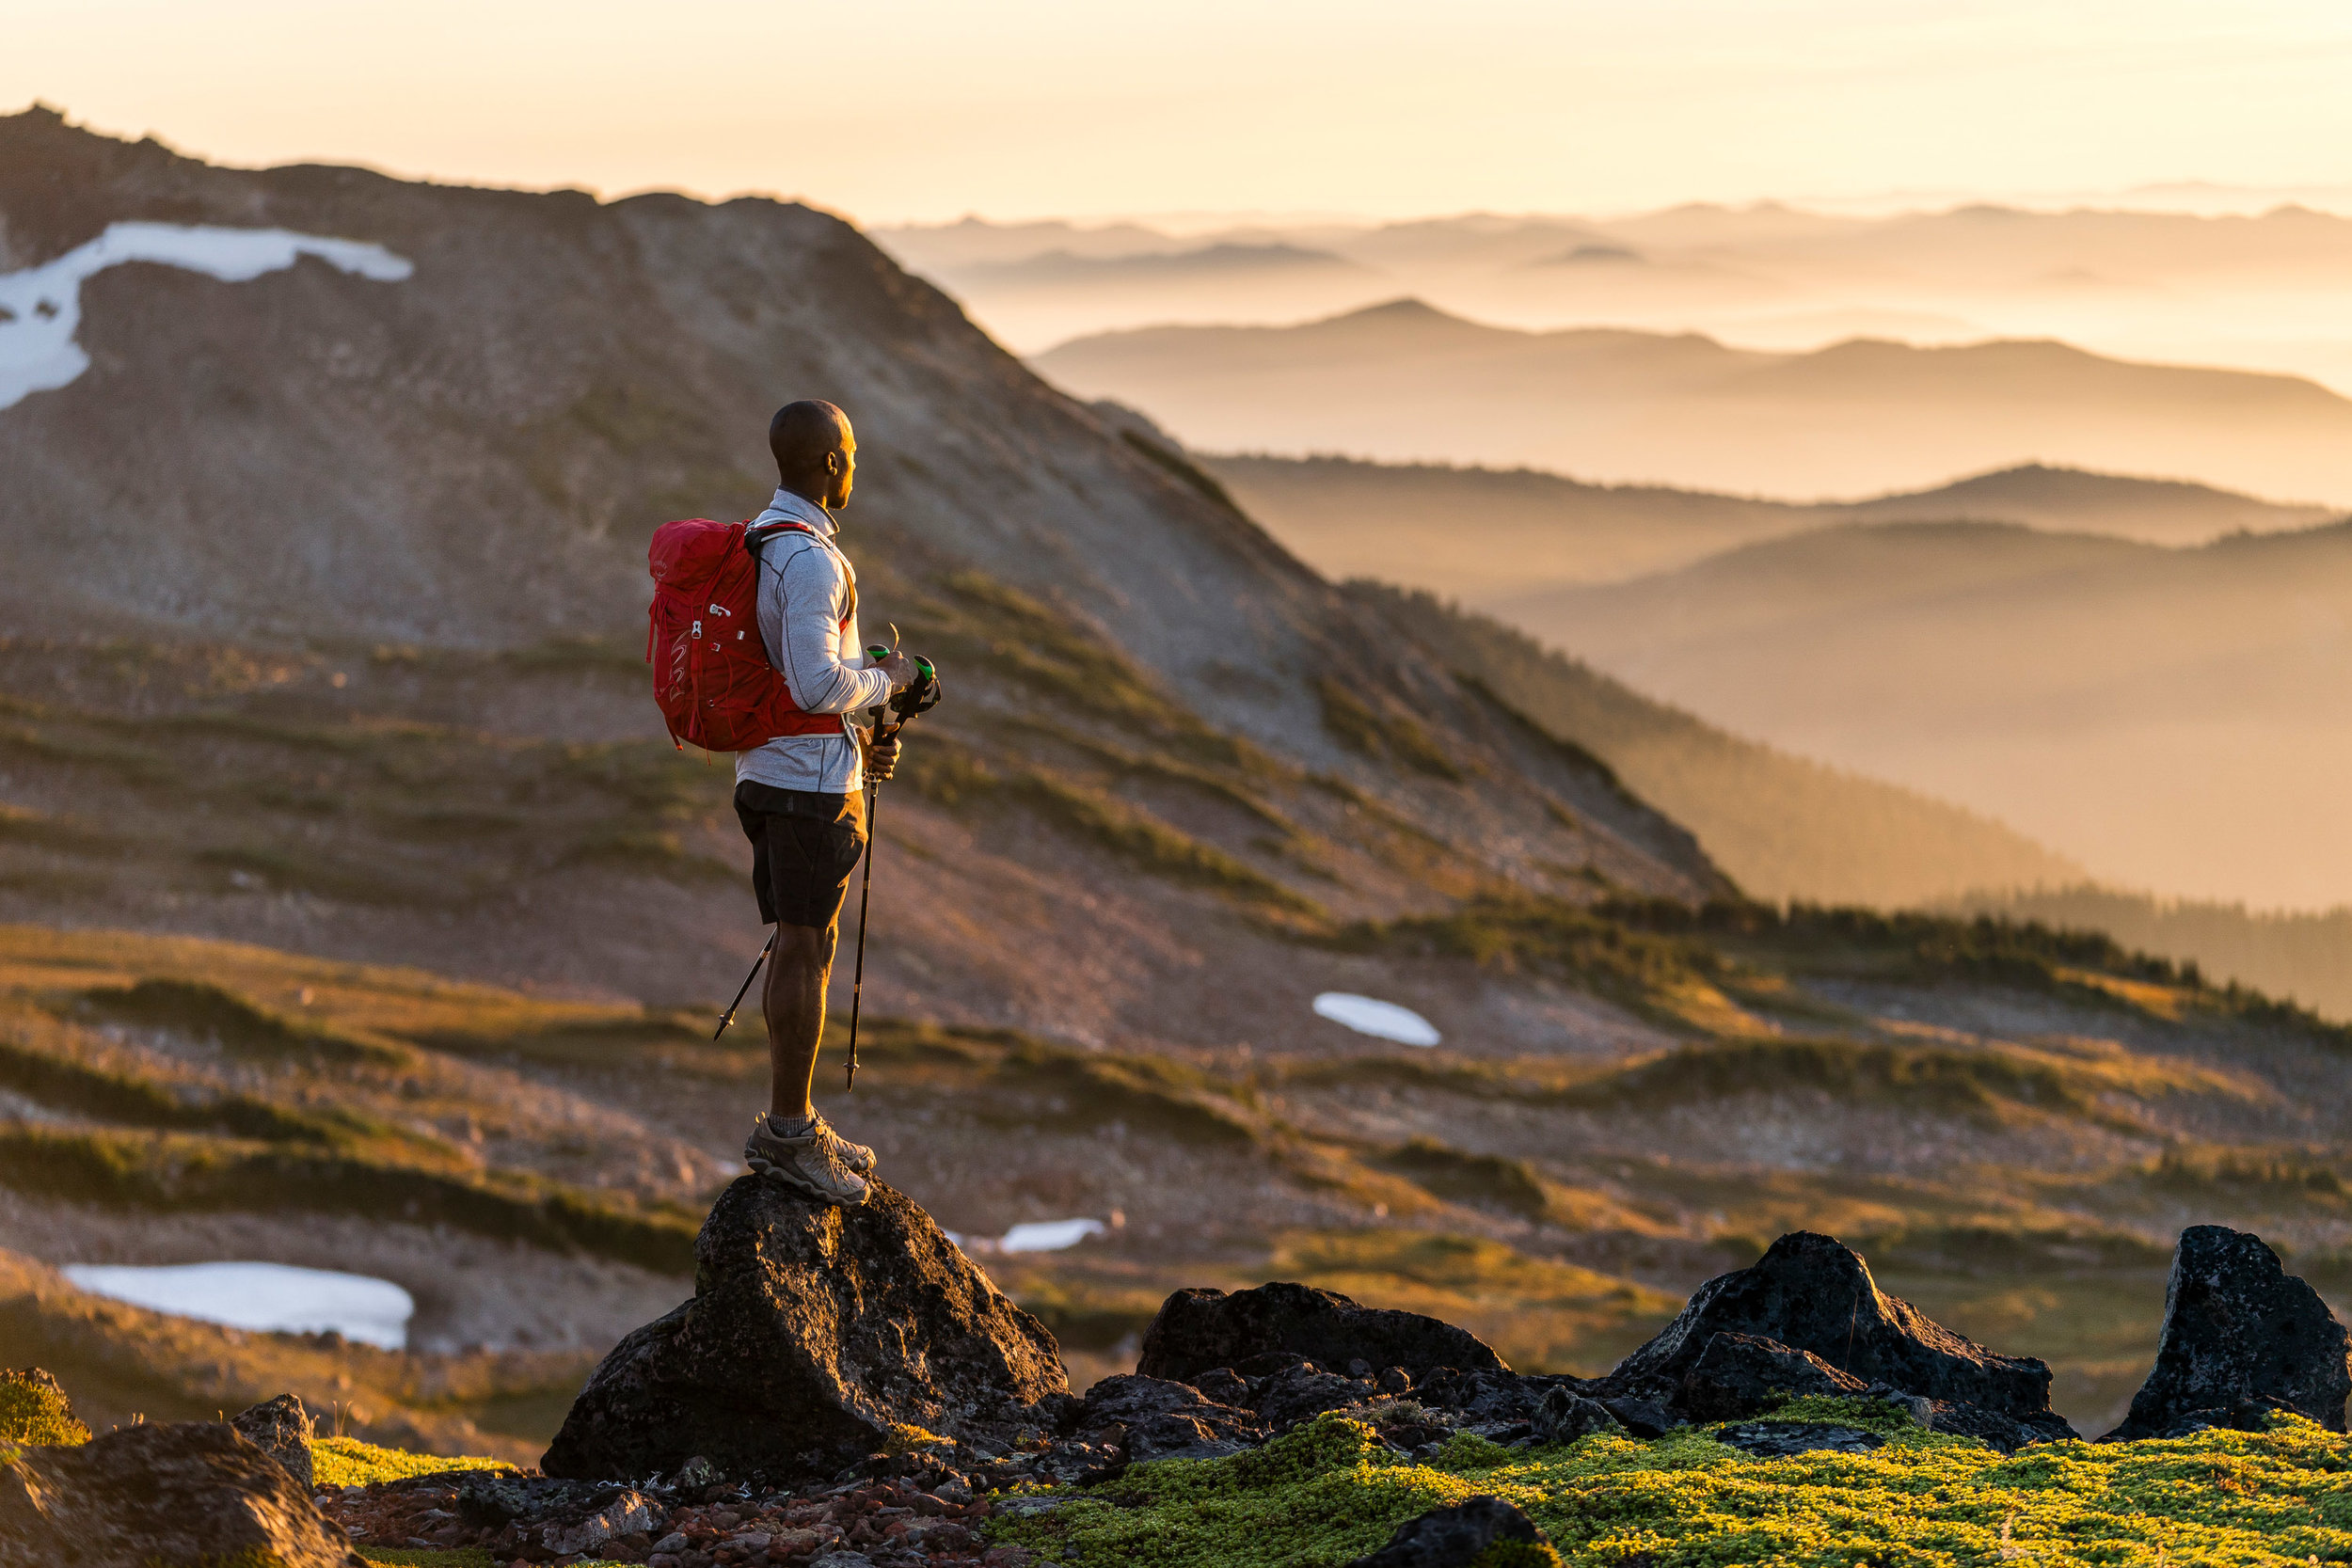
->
[1357, 585, 2079, 906]
[1954, 885, 2352, 1022]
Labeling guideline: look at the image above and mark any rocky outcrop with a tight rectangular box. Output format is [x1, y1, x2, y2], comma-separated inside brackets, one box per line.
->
[1674, 1331, 1867, 1422]
[230, 1392, 316, 1489]
[542, 1177, 1069, 1481]
[2105, 1225, 2352, 1440]
[1137, 1282, 1504, 1385]
[1714, 1421, 1883, 1458]
[1347, 1496, 1550, 1568]
[0, 1420, 361, 1567]
[1605, 1231, 2074, 1442]
[1531, 1386, 1624, 1443]
[1070, 1375, 1267, 1465]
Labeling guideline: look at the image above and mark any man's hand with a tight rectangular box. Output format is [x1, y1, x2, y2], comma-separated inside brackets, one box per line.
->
[866, 733, 900, 782]
[876, 650, 918, 690]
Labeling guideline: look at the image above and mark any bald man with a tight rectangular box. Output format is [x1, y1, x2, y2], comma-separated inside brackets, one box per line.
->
[735, 401, 916, 1206]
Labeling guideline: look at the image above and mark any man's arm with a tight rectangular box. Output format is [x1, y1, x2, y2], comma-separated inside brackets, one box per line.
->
[769, 547, 896, 714]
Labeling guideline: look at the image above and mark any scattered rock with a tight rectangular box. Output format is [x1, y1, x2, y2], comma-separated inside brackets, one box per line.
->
[1346, 1495, 1549, 1568]
[1675, 1331, 1868, 1422]
[0, 1419, 361, 1567]
[1530, 1386, 1624, 1444]
[1714, 1421, 1884, 1458]
[2106, 1225, 2352, 1440]
[1138, 1281, 1504, 1385]
[542, 1177, 1069, 1481]
[1072, 1374, 1266, 1463]
[1607, 1231, 2073, 1438]
[1252, 1363, 1376, 1431]
[1597, 1397, 1675, 1439]
[230, 1392, 316, 1489]
[544, 1487, 660, 1557]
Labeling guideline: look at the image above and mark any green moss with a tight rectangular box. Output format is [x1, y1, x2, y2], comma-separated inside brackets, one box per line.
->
[0, 1368, 88, 1446]
[997, 1411, 2352, 1568]
[310, 1435, 516, 1487]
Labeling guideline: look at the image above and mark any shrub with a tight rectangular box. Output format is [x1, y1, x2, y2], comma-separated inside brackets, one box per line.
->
[0, 1367, 89, 1446]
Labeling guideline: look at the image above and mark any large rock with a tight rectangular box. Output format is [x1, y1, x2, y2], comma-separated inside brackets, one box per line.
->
[1607, 1232, 2070, 1436]
[1137, 1281, 1504, 1385]
[542, 1177, 1069, 1481]
[1346, 1496, 1549, 1568]
[2105, 1225, 2352, 1440]
[230, 1392, 315, 1489]
[1675, 1331, 1867, 1422]
[1071, 1374, 1266, 1463]
[0, 1420, 362, 1567]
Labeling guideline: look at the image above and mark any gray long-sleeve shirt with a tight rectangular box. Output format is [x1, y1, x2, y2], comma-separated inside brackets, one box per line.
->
[733, 488, 895, 795]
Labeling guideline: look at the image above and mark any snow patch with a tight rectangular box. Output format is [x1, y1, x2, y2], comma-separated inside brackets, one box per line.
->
[1313, 991, 1442, 1047]
[60, 1260, 416, 1351]
[946, 1217, 1110, 1256]
[0, 222, 413, 412]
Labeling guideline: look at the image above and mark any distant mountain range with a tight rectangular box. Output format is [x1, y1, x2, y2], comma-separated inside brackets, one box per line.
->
[1201, 452, 2332, 596]
[878, 204, 2352, 400]
[1035, 298, 2352, 503]
[1497, 517, 2352, 908]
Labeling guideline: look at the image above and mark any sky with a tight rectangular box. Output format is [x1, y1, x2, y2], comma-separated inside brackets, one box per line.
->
[8, 0, 2352, 223]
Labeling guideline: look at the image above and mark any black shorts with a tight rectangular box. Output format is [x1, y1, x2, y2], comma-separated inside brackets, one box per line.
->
[734, 781, 867, 930]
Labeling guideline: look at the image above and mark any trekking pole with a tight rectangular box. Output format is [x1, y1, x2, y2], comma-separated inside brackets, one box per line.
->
[842, 642, 942, 1092]
[843, 757, 884, 1092]
[712, 930, 776, 1041]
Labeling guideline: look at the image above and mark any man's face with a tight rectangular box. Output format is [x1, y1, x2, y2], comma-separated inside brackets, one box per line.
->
[825, 427, 857, 510]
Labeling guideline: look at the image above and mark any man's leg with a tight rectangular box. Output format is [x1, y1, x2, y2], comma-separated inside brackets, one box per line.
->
[763, 919, 837, 1121]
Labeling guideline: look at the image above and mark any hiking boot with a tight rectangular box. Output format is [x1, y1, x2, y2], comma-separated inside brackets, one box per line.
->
[811, 1113, 877, 1176]
[744, 1113, 869, 1206]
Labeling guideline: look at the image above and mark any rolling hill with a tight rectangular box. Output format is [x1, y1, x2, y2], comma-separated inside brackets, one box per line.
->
[1033, 298, 2352, 502]
[1200, 453, 2331, 595]
[1496, 518, 2352, 908]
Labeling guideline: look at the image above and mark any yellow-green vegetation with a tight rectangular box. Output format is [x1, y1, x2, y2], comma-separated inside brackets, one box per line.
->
[311, 1435, 516, 1487]
[998, 1409, 2352, 1568]
[0, 1367, 89, 1446]
[358, 1551, 502, 1568]
[1315, 676, 1464, 781]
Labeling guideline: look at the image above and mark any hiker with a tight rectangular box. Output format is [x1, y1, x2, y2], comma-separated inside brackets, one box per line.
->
[735, 400, 916, 1206]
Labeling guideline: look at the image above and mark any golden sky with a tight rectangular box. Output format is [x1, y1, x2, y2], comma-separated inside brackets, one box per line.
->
[9, 0, 2352, 222]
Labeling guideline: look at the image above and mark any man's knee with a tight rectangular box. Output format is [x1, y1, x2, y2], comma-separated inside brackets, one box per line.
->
[772, 921, 836, 972]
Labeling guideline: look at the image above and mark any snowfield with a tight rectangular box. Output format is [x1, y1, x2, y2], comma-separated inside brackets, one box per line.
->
[0, 222, 412, 410]
[61, 1259, 417, 1350]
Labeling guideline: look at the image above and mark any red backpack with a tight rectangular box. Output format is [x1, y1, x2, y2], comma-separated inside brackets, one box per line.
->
[645, 517, 850, 752]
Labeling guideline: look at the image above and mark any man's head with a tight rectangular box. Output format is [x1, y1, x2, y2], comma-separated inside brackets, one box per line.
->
[770, 400, 855, 511]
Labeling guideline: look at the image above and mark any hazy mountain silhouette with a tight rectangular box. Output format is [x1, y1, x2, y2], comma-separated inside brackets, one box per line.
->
[1203, 452, 2329, 596]
[1498, 518, 2352, 906]
[1036, 299, 2352, 502]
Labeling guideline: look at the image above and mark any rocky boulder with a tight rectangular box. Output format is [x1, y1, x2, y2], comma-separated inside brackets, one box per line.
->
[1347, 1496, 1551, 1568]
[2106, 1225, 2352, 1440]
[1137, 1281, 1503, 1386]
[230, 1392, 315, 1489]
[1607, 1232, 2069, 1438]
[1071, 1374, 1266, 1464]
[542, 1177, 1069, 1481]
[0, 1420, 362, 1567]
[1674, 1331, 1867, 1422]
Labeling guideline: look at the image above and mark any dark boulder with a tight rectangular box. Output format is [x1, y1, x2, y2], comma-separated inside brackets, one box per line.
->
[1252, 1363, 1375, 1431]
[1137, 1282, 1503, 1385]
[1597, 1396, 1675, 1438]
[1071, 1374, 1266, 1463]
[1607, 1232, 2069, 1432]
[2105, 1225, 2352, 1441]
[230, 1392, 316, 1489]
[0, 1420, 362, 1567]
[1416, 1369, 1588, 1431]
[1675, 1331, 1867, 1422]
[542, 1177, 1069, 1481]
[1531, 1386, 1623, 1444]
[1714, 1421, 1883, 1458]
[1346, 1496, 1549, 1568]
